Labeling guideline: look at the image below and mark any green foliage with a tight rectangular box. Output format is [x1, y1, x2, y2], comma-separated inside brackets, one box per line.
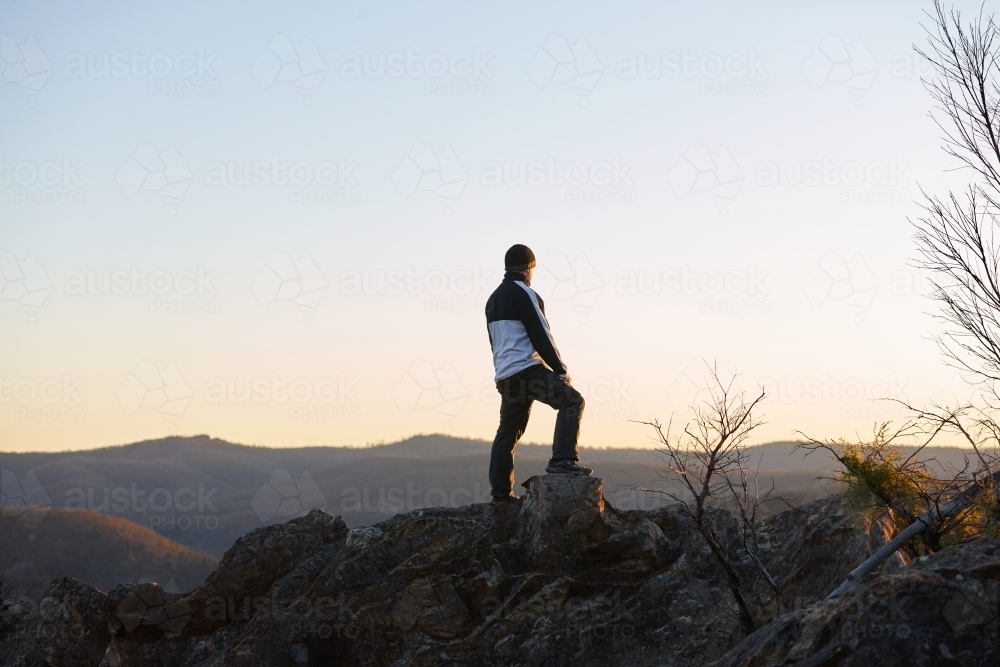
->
[960, 493, 1000, 541]
[831, 427, 932, 531]
[815, 422, 998, 553]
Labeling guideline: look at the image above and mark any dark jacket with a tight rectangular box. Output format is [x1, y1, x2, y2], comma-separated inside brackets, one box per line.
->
[484, 272, 567, 381]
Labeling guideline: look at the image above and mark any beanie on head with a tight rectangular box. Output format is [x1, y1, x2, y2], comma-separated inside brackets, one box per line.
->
[504, 244, 536, 270]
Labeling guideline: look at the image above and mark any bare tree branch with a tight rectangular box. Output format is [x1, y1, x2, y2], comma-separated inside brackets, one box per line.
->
[913, 1, 1000, 396]
[634, 360, 780, 634]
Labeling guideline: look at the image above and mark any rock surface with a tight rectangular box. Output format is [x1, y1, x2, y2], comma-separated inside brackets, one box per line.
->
[0, 577, 108, 667]
[716, 537, 1000, 667]
[2, 476, 990, 667]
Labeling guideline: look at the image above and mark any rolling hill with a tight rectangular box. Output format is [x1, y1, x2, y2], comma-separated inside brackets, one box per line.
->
[0, 507, 217, 595]
[0, 434, 982, 562]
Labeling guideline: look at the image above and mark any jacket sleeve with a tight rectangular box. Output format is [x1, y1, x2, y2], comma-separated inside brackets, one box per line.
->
[484, 299, 494, 350]
[516, 287, 568, 375]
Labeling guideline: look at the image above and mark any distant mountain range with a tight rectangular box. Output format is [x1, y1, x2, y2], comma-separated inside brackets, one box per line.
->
[0, 434, 981, 592]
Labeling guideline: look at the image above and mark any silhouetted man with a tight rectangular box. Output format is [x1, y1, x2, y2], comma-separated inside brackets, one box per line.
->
[485, 244, 592, 503]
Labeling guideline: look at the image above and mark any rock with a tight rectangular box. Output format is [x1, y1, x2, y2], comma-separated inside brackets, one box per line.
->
[517, 475, 670, 580]
[715, 537, 1000, 667]
[0, 577, 109, 667]
[89, 510, 349, 667]
[756, 495, 907, 607]
[112, 582, 192, 637]
[179, 508, 349, 635]
[1, 483, 940, 667]
[345, 526, 382, 550]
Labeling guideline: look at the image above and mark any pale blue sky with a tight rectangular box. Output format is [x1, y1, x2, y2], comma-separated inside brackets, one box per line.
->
[0, 0, 985, 451]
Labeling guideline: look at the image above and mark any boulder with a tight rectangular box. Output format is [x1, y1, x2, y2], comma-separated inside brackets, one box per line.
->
[715, 537, 1000, 667]
[755, 495, 907, 607]
[517, 474, 671, 579]
[0, 577, 108, 667]
[179, 508, 349, 635]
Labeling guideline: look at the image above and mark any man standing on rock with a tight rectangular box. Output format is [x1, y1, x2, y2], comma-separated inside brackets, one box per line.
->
[485, 244, 592, 504]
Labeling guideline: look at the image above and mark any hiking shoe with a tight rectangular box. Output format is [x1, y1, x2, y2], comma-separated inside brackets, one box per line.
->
[490, 494, 519, 504]
[545, 460, 593, 476]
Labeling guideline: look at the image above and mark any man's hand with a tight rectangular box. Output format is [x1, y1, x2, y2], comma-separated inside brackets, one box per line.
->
[558, 374, 572, 385]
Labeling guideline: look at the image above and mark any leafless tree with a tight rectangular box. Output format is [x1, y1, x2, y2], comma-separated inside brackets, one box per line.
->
[913, 1, 1000, 395]
[637, 362, 783, 635]
[835, 2, 1000, 597]
[904, 400, 1000, 503]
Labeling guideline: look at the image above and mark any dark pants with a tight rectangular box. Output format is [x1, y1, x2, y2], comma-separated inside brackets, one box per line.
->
[489, 364, 585, 497]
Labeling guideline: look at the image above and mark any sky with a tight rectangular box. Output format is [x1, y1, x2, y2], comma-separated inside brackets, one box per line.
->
[0, 0, 989, 452]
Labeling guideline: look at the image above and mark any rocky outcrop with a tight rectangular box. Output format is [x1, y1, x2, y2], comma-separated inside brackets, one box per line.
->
[0, 577, 108, 667]
[517, 475, 670, 580]
[222, 475, 711, 667]
[753, 495, 906, 609]
[716, 537, 1000, 667]
[3, 476, 983, 667]
[181, 509, 349, 636]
